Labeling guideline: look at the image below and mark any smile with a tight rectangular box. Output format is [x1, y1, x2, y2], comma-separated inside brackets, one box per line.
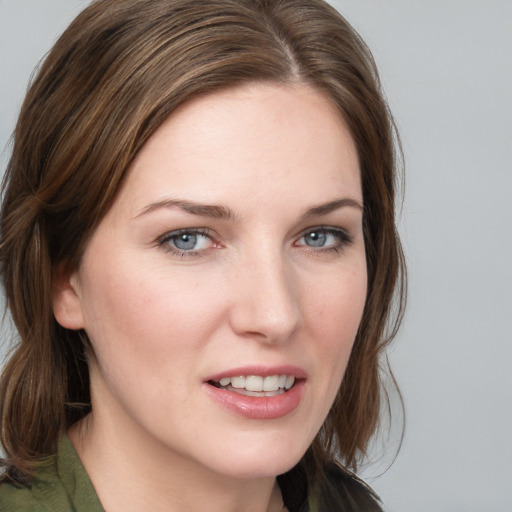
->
[209, 375, 295, 397]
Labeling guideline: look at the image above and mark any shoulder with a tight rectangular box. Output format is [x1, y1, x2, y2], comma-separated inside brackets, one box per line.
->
[0, 466, 67, 512]
[0, 436, 104, 512]
[0, 481, 34, 511]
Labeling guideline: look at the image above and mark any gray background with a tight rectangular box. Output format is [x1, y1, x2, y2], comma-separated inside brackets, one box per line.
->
[1, 1, 511, 511]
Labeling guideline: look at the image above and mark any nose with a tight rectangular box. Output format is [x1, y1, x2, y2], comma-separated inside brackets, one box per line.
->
[228, 250, 302, 344]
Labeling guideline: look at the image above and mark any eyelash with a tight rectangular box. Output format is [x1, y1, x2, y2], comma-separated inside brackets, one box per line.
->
[157, 226, 353, 258]
[157, 228, 214, 258]
[296, 226, 353, 254]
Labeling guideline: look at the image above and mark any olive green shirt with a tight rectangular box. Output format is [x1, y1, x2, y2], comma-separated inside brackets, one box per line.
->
[0, 437, 105, 511]
[0, 437, 381, 511]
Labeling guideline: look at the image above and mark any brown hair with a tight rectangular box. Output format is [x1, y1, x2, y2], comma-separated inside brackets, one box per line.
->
[0, 0, 405, 491]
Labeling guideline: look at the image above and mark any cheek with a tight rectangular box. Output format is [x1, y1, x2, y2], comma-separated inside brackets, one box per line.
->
[77, 269, 224, 425]
[78, 264, 224, 370]
[305, 263, 367, 382]
[307, 260, 367, 334]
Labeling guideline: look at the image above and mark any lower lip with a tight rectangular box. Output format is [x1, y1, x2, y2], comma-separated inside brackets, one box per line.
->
[204, 380, 305, 420]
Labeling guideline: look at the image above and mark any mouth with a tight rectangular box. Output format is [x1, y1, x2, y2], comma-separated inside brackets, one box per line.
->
[208, 374, 296, 397]
[204, 367, 306, 419]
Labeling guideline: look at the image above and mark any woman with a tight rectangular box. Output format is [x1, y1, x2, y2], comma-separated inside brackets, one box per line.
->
[0, 0, 405, 510]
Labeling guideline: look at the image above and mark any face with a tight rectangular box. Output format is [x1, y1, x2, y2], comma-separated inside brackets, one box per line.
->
[55, 83, 367, 479]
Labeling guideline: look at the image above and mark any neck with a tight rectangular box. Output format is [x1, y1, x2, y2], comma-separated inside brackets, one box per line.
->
[69, 412, 285, 512]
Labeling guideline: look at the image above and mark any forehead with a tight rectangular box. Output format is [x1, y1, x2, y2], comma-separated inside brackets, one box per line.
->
[116, 82, 361, 217]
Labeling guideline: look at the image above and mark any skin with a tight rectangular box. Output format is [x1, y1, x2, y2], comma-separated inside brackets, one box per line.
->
[53, 82, 367, 512]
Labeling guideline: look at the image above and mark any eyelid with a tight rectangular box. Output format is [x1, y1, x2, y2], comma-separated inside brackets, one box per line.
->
[294, 225, 354, 249]
[157, 227, 218, 256]
[155, 225, 353, 258]
[157, 227, 213, 242]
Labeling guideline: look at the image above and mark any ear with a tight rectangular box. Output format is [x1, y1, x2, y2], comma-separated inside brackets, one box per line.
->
[52, 265, 86, 330]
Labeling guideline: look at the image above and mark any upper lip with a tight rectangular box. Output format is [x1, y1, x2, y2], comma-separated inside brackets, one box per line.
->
[205, 365, 307, 382]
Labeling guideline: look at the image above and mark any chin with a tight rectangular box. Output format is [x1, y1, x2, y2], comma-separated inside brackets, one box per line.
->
[213, 456, 301, 481]
[197, 432, 310, 480]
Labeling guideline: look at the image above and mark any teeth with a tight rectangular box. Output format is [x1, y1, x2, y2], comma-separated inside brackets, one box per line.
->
[216, 374, 296, 392]
[231, 376, 245, 389]
[245, 375, 263, 392]
[285, 375, 295, 390]
[263, 375, 279, 392]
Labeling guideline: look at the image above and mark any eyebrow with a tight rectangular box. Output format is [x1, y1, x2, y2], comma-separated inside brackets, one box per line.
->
[135, 197, 363, 221]
[136, 199, 237, 220]
[300, 198, 364, 220]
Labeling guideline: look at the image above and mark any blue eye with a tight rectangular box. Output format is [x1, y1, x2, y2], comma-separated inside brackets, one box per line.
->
[159, 229, 213, 255]
[173, 233, 200, 250]
[297, 227, 352, 251]
[303, 231, 328, 247]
